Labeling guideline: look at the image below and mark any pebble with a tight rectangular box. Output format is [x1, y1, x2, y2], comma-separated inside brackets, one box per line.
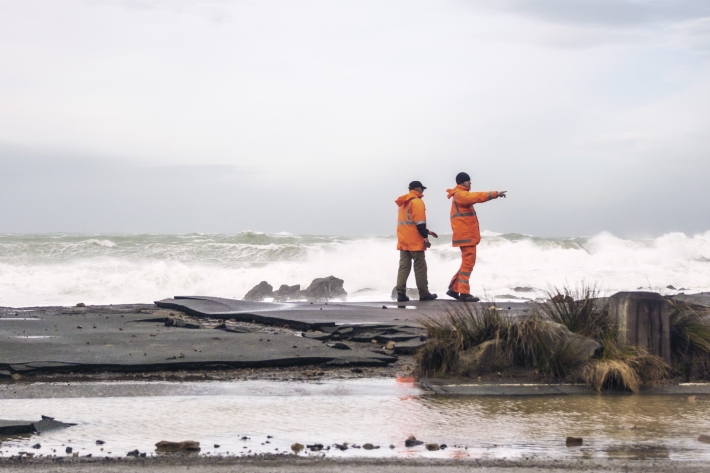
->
[291, 443, 304, 453]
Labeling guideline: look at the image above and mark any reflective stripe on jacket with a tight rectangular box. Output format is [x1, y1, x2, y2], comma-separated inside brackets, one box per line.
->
[395, 190, 427, 251]
[446, 185, 498, 247]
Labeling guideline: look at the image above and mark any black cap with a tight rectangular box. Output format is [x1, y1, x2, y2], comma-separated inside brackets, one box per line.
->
[408, 180, 427, 190]
[456, 172, 471, 184]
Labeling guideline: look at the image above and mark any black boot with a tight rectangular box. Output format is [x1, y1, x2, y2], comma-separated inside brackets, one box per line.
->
[420, 293, 438, 301]
[459, 294, 480, 302]
[397, 293, 410, 302]
[446, 289, 460, 300]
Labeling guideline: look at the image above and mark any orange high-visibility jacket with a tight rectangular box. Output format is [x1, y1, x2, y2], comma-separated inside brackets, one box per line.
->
[395, 190, 427, 251]
[447, 185, 498, 247]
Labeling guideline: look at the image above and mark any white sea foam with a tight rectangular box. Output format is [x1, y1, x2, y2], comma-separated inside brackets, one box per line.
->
[0, 231, 708, 307]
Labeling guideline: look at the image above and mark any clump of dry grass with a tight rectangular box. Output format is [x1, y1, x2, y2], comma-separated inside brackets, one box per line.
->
[582, 359, 641, 392]
[416, 304, 510, 377]
[669, 300, 710, 380]
[416, 304, 590, 379]
[582, 338, 669, 393]
[417, 283, 674, 392]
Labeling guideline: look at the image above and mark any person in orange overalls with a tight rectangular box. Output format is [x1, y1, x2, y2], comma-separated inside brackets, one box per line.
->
[446, 172, 506, 302]
[395, 181, 439, 302]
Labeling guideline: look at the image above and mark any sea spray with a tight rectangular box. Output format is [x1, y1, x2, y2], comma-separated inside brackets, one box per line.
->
[0, 231, 708, 307]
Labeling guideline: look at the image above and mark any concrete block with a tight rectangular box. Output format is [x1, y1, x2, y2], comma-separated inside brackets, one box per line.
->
[610, 292, 670, 363]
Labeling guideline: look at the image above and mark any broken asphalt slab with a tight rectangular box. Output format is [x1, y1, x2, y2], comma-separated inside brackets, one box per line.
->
[0, 304, 396, 377]
[154, 296, 531, 330]
[0, 416, 75, 435]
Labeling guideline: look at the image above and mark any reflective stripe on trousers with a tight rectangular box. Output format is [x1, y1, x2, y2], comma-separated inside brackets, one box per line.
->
[449, 245, 477, 295]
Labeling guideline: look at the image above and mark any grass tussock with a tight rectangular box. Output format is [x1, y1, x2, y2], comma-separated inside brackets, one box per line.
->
[416, 304, 509, 377]
[582, 336, 669, 393]
[417, 283, 677, 392]
[533, 283, 612, 341]
[416, 303, 591, 379]
[669, 300, 710, 380]
[582, 359, 641, 393]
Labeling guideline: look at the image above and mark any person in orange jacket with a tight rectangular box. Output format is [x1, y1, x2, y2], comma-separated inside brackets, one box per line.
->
[395, 181, 439, 302]
[446, 172, 506, 302]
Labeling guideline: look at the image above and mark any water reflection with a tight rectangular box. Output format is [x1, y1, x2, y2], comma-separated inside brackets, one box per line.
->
[0, 379, 708, 460]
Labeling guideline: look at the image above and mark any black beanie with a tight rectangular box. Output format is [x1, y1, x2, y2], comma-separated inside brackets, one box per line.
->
[456, 172, 471, 184]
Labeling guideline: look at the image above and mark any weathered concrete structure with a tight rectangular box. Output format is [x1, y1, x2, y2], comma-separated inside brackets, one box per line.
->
[610, 292, 671, 363]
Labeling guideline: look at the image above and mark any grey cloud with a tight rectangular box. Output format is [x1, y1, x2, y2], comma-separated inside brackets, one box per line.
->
[484, 0, 710, 27]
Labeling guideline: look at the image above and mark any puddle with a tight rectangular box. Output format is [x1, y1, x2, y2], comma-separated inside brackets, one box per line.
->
[0, 379, 709, 460]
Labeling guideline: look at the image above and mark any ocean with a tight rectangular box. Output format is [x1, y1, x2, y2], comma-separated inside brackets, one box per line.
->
[0, 231, 708, 307]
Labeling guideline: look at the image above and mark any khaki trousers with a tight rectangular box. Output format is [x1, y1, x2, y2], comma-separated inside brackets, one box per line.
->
[396, 250, 430, 296]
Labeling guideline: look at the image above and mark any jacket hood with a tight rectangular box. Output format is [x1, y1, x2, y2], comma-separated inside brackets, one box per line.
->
[395, 190, 423, 207]
[447, 185, 467, 199]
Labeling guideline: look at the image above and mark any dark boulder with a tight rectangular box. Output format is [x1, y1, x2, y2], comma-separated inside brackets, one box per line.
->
[273, 285, 303, 302]
[303, 276, 347, 302]
[551, 294, 574, 304]
[243, 281, 274, 301]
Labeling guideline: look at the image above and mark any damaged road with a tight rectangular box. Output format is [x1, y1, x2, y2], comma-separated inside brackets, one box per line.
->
[0, 304, 400, 378]
[0, 296, 531, 379]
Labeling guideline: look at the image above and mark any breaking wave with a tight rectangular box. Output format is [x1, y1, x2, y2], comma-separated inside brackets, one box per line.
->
[0, 231, 708, 307]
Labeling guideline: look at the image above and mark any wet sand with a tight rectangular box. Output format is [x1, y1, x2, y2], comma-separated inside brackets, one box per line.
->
[1, 456, 707, 473]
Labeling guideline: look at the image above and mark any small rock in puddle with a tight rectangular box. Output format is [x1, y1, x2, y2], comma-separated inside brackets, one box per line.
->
[291, 443, 304, 453]
[426, 443, 440, 451]
[565, 437, 583, 447]
[155, 441, 201, 453]
[405, 435, 424, 448]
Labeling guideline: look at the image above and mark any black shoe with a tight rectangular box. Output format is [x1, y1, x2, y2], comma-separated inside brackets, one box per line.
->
[446, 290, 460, 300]
[459, 294, 480, 302]
[397, 293, 410, 302]
[419, 293, 438, 301]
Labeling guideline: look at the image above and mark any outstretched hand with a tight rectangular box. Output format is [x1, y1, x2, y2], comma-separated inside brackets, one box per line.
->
[498, 191, 507, 198]
[428, 231, 438, 238]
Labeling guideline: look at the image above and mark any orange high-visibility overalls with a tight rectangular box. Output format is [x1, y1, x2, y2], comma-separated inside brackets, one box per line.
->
[447, 186, 498, 294]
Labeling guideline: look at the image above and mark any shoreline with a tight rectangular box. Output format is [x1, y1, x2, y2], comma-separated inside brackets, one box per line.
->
[0, 455, 708, 472]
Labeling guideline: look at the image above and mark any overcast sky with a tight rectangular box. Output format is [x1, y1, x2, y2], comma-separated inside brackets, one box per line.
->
[1, 0, 709, 237]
